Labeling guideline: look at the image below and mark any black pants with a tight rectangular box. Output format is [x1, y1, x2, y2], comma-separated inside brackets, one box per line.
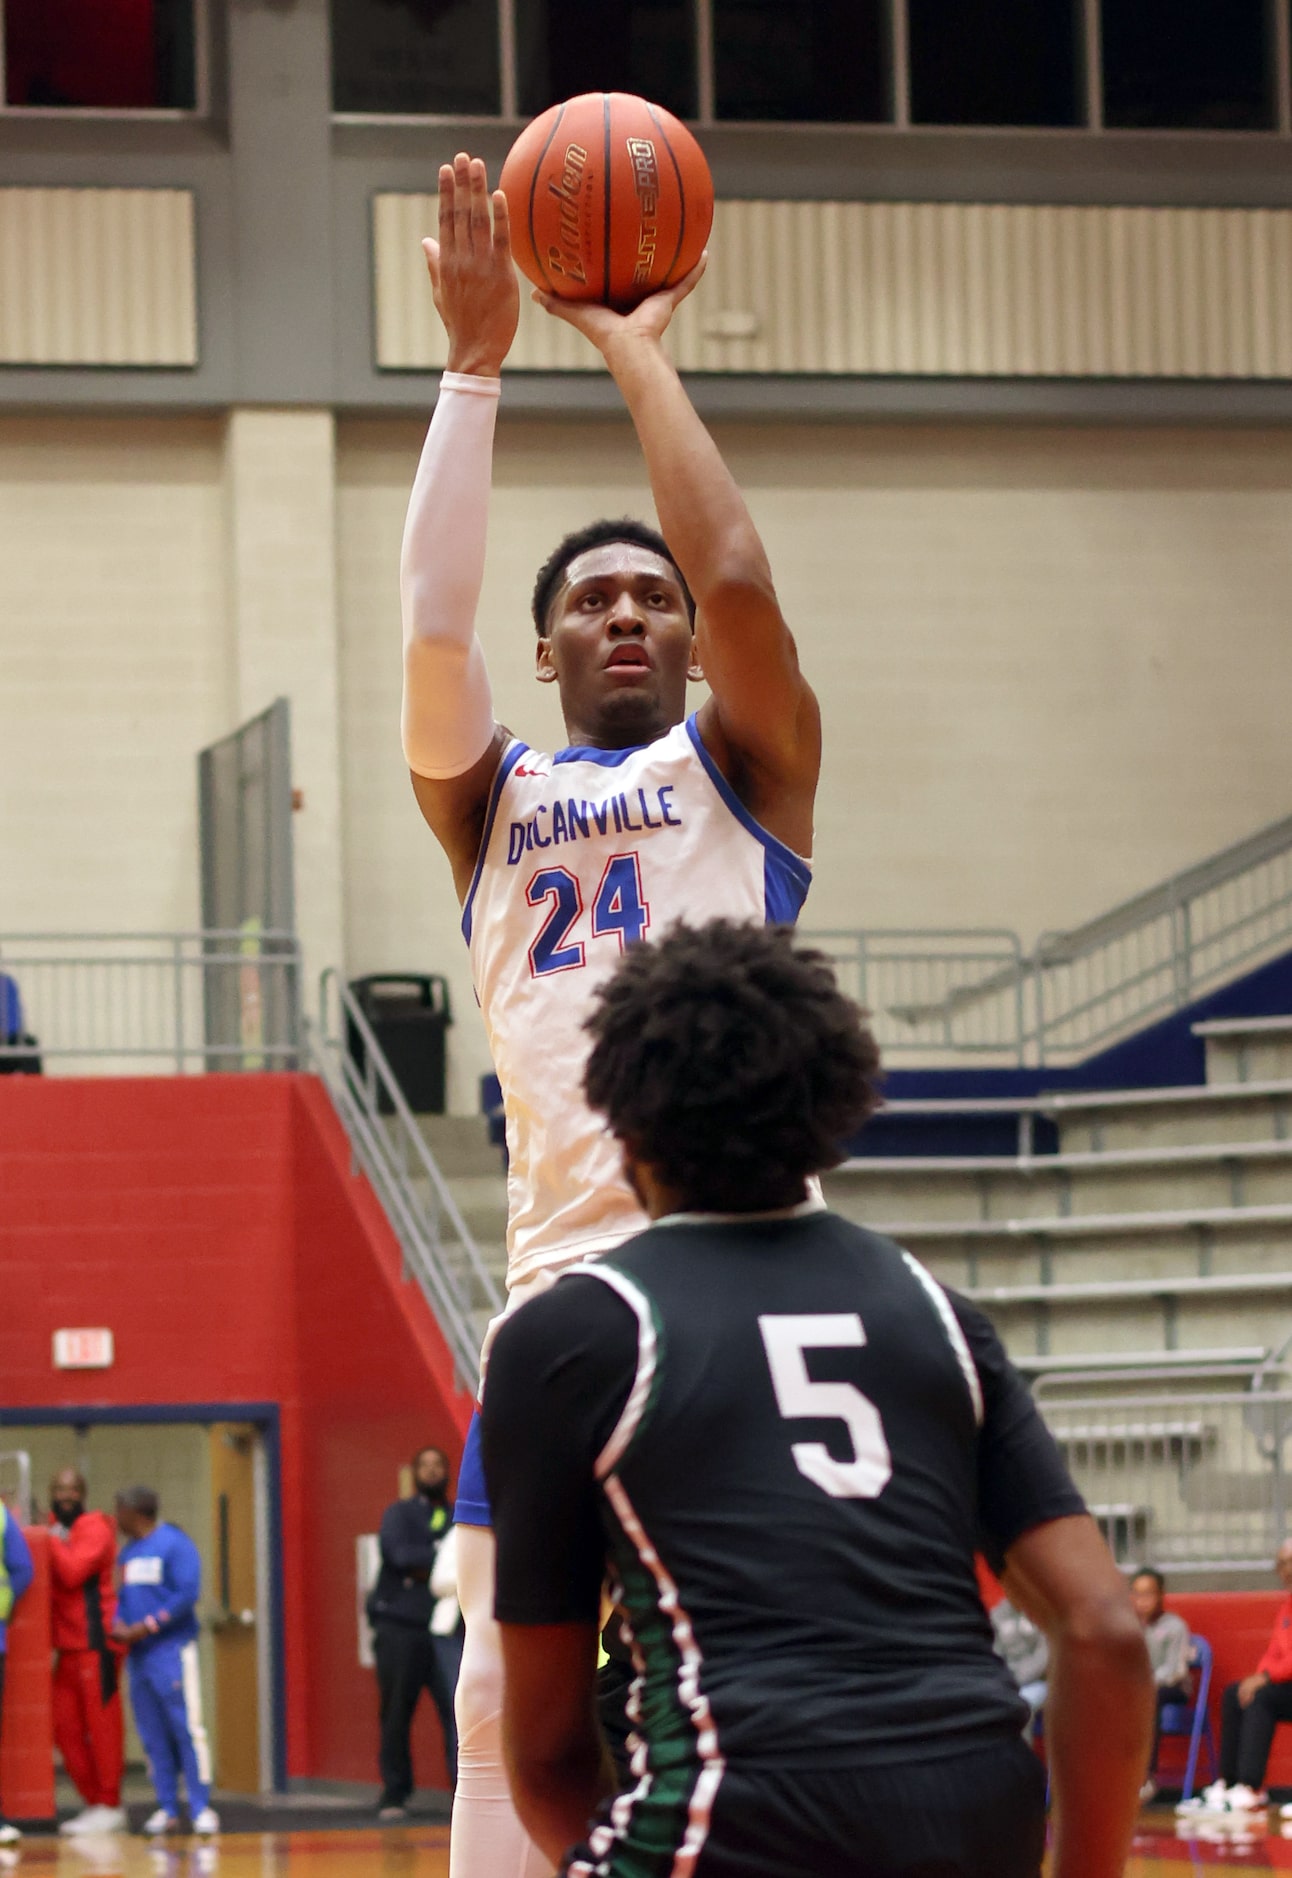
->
[374, 1622, 458, 1801]
[567, 1736, 1047, 1878]
[1219, 1678, 1292, 1790]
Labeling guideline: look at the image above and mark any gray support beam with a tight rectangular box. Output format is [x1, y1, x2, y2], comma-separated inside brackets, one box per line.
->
[225, 0, 335, 402]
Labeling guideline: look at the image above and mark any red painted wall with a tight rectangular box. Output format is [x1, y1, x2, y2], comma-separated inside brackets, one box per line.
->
[0, 1074, 475, 1786]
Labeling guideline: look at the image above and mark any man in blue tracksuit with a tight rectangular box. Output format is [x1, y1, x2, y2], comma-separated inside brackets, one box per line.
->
[0, 1503, 35, 1845]
[111, 1487, 218, 1837]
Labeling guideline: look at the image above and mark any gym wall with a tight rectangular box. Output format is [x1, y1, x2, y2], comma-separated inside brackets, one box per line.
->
[3, 411, 1290, 1110]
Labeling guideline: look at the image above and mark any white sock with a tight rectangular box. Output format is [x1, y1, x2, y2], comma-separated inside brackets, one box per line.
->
[449, 1525, 553, 1878]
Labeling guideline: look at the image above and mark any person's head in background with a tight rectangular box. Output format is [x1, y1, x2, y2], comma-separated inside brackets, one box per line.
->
[1129, 1567, 1166, 1626]
[114, 1485, 160, 1542]
[49, 1466, 87, 1528]
[413, 1447, 450, 1504]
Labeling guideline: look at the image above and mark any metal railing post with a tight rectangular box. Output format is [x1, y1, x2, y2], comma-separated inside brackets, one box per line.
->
[173, 933, 186, 1074]
[1173, 898, 1193, 1007]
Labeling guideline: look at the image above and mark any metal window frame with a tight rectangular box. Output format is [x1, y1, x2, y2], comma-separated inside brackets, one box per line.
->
[0, 0, 210, 119]
[325, 0, 1292, 138]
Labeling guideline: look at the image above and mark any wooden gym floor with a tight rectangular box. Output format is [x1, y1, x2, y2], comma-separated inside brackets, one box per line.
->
[7, 1810, 1292, 1877]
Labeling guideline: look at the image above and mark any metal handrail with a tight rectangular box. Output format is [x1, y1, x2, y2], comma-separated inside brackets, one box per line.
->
[0, 929, 300, 1070]
[1033, 812, 1292, 964]
[306, 969, 501, 1391]
[801, 807, 1292, 1065]
[1035, 1387, 1292, 1568]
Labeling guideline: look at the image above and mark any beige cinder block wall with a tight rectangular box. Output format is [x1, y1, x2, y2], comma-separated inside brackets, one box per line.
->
[0, 411, 344, 993]
[338, 416, 1292, 1113]
[2, 414, 1288, 1109]
[0, 416, 230, 933]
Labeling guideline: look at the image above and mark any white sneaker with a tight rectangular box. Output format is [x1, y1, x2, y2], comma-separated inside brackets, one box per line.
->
[143, 1810, 179, 1837]
[61, 1807, 127, 1836]
[191, 1810, 220, 1838]
[0, 1826, 19, 1847]
[1224, 1784, 1268, 1813]
[1177, 1779, 1229, 1815]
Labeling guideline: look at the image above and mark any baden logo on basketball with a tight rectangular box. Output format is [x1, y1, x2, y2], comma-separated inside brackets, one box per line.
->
[546, 142, 589, 286]
[626, 137, 660, 288]
[500, 92, 713, 309]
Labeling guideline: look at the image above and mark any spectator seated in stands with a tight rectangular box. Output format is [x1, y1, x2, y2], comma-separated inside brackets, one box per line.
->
[1130, 1567, 1193, 1802]
[990, 1598, 1048, 1735]
[1177, 1539, 1292, 1819]
[0, 967, 41, 1076]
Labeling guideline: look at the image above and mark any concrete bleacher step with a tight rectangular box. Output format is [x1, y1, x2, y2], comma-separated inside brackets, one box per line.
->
[961, 1268, 1292, 1309]
[1196, 1016, 1292, 1089]
[1013, 1346, 1270, 1379]
[823, 1138, 1292, 1225]
[396, 1112, 510, 1289]
[1053, 1418, 1213, 1454]
[1050, 1077, 1292, 1154]
[416, 1112, 506, 1179]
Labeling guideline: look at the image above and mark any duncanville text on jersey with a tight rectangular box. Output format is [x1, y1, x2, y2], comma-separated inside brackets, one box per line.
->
[507, 785, 682, 862]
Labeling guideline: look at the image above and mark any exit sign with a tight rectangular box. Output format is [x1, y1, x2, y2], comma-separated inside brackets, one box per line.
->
[53, 1328, 114, 1370]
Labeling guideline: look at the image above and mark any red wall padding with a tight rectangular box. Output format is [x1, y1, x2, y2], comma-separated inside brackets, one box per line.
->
[0, 1073, 474, 1785]
[0, 1529, 55, 1821]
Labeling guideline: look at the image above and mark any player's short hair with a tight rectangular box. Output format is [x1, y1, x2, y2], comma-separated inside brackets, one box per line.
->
[116, 1485, 160, 1519]
[583, 919, 882, 1212]
[530, 518, 695, 637]
[1132, 1566, 1166, 1592]
[413, 1445, 448, 1470]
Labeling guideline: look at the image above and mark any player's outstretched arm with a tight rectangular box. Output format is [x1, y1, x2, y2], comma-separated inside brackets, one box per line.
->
[1003, 1514, 1153, 1878]
[535, 273, 819, 855]
[402, 152, 517, 899]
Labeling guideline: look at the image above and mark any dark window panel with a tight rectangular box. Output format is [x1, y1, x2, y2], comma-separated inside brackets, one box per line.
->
[4, 0, 196, 110]
[714, 0, 888, 122]
[909, 0, 1081, 127]
[516, 0, 696, 121]
[1101, 0, 1273, 130]
[331, 0, 500, 116]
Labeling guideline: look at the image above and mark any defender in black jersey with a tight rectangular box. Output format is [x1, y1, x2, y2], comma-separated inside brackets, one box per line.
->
[481, 921, 1152, 1878]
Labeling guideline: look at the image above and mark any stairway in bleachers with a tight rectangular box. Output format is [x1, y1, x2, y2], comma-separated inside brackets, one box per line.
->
[824, 1014, 1292, 1378]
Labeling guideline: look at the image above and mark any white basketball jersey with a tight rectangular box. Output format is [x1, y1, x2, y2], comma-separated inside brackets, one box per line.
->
[462, 713, 812, 1290]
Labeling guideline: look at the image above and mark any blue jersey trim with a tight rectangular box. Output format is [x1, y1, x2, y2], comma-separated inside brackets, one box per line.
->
[455, 1407, 492, 1527]
[462, 740, 528, 944]
[552, 740, 652, 768]
[684, 715, 812, 920]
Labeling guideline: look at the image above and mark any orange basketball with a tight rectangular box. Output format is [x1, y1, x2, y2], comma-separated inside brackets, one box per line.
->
[499, 92, 714, 311]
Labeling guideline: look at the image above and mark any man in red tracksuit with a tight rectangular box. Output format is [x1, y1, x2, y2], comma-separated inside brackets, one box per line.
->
[47, 1468, 126, 1834]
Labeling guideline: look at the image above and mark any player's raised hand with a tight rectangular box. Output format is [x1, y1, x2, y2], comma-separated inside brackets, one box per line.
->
[531, 253, 708, 358]
[423, 152, 520, 378]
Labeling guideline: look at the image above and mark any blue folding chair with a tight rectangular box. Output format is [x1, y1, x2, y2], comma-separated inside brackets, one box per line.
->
[1156, 1634, 1217, 1801]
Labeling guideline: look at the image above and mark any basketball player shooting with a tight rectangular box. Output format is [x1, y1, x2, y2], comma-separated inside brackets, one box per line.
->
[401, 153, 820, 1878]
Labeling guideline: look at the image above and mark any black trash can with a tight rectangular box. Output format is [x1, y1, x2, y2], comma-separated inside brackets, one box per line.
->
[347, 974, 451, 1115]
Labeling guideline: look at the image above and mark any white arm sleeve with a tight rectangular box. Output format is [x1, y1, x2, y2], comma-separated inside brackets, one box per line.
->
[400, 370, 501, 780]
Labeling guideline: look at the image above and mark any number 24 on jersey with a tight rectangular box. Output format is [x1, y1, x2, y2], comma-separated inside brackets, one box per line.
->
[527, 854, 650, 977]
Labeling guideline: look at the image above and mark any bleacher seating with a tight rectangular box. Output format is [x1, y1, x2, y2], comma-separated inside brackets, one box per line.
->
[823, 1016, 1292, 1577]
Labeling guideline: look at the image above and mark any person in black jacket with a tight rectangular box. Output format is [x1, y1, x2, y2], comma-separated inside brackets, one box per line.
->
[368, 1446, 458, 1817]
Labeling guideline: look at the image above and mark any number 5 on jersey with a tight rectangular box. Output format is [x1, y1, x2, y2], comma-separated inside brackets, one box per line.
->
[527, 854, 650, 977]
[758, 1313, 893, 1500]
